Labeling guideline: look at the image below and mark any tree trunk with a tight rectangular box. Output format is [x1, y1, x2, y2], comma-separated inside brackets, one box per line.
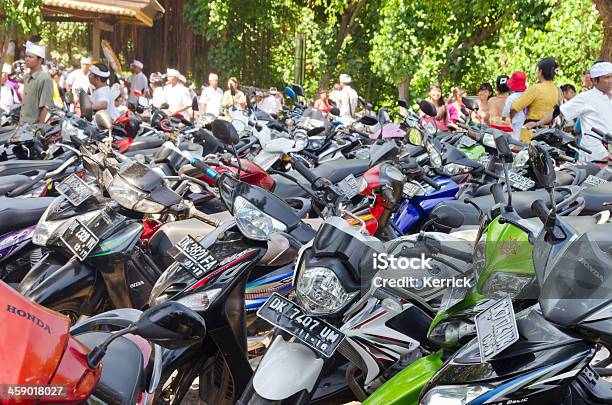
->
[397, 79, 410, 115]
[318, 0, 367, 91]
[594, 0, 612, 60]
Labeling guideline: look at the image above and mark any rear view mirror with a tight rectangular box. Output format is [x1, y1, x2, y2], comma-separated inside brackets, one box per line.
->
[94, 111, 113, 130]
[417, 99, 438, 118]
[493, 131, 513, 163]
[552, 105, 560, 120]
[212, 119, 239, 145]
[329, 107, 340, 116]
[529, 142, 556, 189]
[360, 116, 378, 126]
[398, 99, 409, 109]
[192, 96, 199, 112]
[160, 103, 170, 109]
[328, 99, 337, 107]
[79, 89, 93, 121]
[462, 96, 479, 111]
[292, 84, 305, 97]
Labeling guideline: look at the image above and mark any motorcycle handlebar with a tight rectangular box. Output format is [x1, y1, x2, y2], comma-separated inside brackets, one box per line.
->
[291, 156, 319, 185]
[573, 142, 592, 154]
[421, 174, 441, 190]
[591, 127, 608, 138]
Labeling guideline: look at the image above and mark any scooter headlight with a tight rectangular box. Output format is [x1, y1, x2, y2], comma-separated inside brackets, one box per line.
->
[513, 149, 529, 168]
[480, 272, 533, 299]
[428, 320, 476, 348]
[296, 264, 357, 316]
[107, 176, 165, 213]
[33, 210, 100, 247]
[443, 163, 471, 176]
[420, 384, 491, 405]
[233, 196, 287, 241]
[177, 288, 222, 311]
[425, 141, 442, 167]
[482, 133, 496, 148]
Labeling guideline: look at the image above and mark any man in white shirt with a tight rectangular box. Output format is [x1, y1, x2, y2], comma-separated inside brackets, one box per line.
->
[149, 72, 166, 108]
[199, 73, 223, 116]
[163, 68, 192, 120]
[127, 60, 148, 105]
[258, 87, 282, 115]
[0, 63, 19, 114]
[558, 62, 612, 161]
[66, 57, 92, 96]
[88, 63, 120, 120]
[338, 74, 358, 120]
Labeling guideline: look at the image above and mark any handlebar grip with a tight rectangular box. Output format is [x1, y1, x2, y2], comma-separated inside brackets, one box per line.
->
[531, 199, 549, 224]
[291, 157, 319, 185]
[192, 158, 218, 180]
[191, 208, 221, 227]
[574, 143, 592, 154]
[491, 183, 506, 205]
[421, 175, 441, 190]
[557, 154, 575, 163]
[353, 129, 371, 138]
[592, 127, 607, 137]
[456, 123, 469, 130]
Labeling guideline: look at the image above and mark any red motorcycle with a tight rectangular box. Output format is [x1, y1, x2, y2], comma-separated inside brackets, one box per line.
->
[0, 280, 205, 404]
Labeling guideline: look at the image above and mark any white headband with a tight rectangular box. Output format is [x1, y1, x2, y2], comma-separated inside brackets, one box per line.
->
[590, 62, 612, 79]
[89, 65, 110, 78]
[209, 73, 218, 81]
[25, 41, 45, 59]
[131, 60, 143, 69]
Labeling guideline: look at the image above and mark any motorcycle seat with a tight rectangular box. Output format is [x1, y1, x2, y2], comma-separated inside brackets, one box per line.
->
[124, 146, 164, 158]
[76, 331, 146, 405]
[128, 135, 164, 151]
[0, 160, 63, 176]
[272, 159, 370, 198]
[0, 196, 55, 235]
[432, 187, 576, 228]
[580, 181, 612, 213]
[0, 125, 15, 134]
[0, 175, 29, 196]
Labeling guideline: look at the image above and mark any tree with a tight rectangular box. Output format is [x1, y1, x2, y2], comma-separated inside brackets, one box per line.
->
[593, 0, 612, 60]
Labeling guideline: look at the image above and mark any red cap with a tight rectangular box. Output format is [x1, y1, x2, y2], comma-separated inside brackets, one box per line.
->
[508, 71, 527, 92]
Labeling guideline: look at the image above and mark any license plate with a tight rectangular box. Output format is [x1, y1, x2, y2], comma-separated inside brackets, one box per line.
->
[403, 182, 421, 197]
[337, 174, 358, 199]
[475, 297, 519, 362]
[59, 219, 99, 261]
[170, 235, 218, 279]
[583, 175, 609, 188]
[257, 293, 345, 358]
[56, 174, 94, 206]
[460, 136, 477, 148]
[508, 171, 535, 191]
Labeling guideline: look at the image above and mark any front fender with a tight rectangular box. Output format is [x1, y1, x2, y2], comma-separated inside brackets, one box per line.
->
[253, 335, 324, 401]
[19, 255, 99, 308]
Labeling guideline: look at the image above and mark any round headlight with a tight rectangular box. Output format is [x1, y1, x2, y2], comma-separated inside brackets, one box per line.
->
[296, 265, 358, 316]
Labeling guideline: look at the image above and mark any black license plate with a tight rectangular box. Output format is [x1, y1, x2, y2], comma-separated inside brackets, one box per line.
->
[508, 171, 535, 191]
[56, 174, 94, 206]
[170, 235, 218, 279]
[403, 182, 421, 197]
[257, 293, 345, 358]
[583, 175, 609, 188]
[59, 219, 99, 261]
[337, 174, 359, 199]
[460, 135, 477, 148]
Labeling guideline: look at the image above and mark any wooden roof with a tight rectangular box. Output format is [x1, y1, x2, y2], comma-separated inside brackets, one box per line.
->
[42, 0, 165, 27]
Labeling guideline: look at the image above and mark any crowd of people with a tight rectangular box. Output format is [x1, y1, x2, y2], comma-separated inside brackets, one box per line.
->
[420, 57, 612, 161]
[1, 42, 610, 162]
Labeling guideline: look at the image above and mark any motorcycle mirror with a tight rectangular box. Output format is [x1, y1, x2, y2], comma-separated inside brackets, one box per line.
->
[462, 96, 479, 111]
[552, 104, 561, 120]
[192, 96, 199, 112]
[212, 119, 239, 145]
[529, 142, 556, 189]
[416, 99, 438, 117]
[433, 208, 465, 229]
[328, 99, 337, 107]
[408, 128, 424, 146]
[493, 131, 513, 163]
[131, 301, 206, 349]
[397, 99, 409, 109]
[79, 89, 93, 121]
[160, 102, 170, 109]
[360, 116, 378, 126]
[94, 111, 113, 130]
[329, 106, 340, 116]
[65, 91, 74, 105]
[307, 126, 325, 137]
[284, 86, 296, 101]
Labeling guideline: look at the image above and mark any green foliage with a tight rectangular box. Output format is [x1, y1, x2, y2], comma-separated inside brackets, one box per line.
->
[0, 0, 43, 32]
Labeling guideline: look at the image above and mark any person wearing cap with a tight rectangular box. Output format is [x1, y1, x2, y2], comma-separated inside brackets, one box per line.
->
[19, 41, 54, 125]
[0, 63, 19, 114]
[473, 82, 493, 124]
[502, 71, 528, 140]
[258, 87, 281, 115]
[199, 73, 223, 116]
[338, 74, 358, 119]
[163, 68, 192, 119]
[88, 63, 120, 120]
[127, 60, 148, 105]
[66, 56, 92, 96]
[532, 61, 612, 161]
[149, 72, 166, 109]
[487, 75, 512, 132]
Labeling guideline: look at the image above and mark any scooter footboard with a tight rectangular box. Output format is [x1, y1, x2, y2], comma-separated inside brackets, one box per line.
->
[252, 335, 324, 401]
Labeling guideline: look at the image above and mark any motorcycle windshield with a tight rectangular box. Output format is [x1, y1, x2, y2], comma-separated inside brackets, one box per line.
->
[0, 281, 70, 385]
[538, 224, 612, 328]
